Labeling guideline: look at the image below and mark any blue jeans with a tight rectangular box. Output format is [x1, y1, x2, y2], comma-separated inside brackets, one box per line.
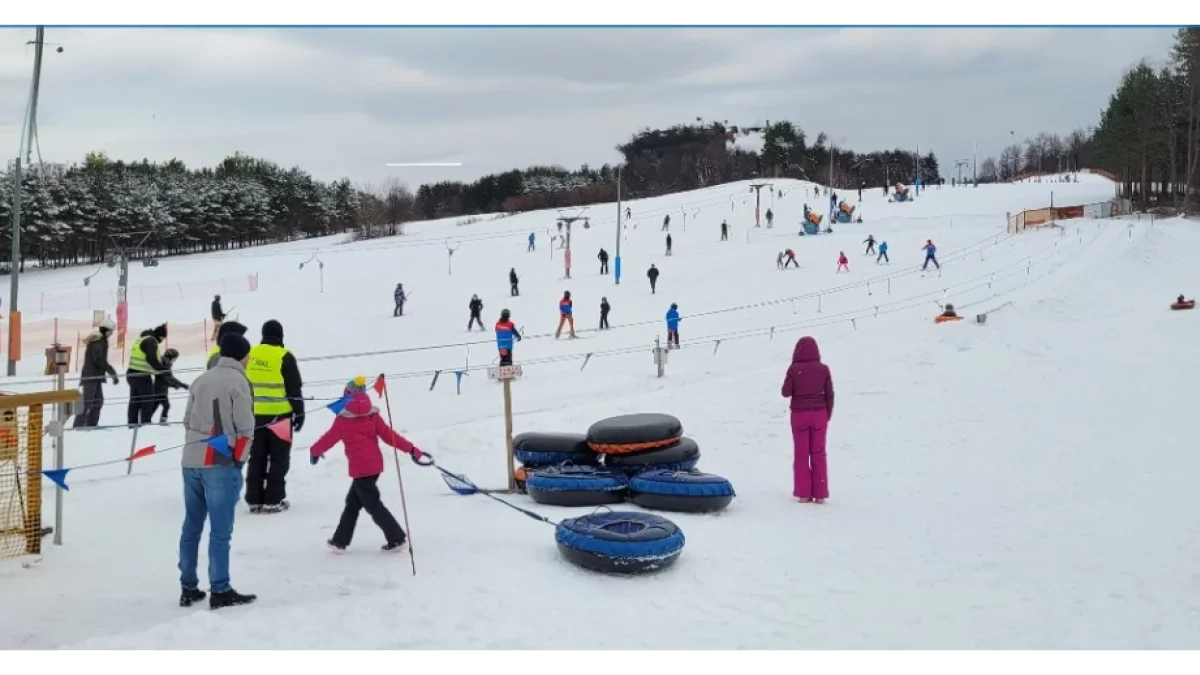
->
[179, 466, 244, 593]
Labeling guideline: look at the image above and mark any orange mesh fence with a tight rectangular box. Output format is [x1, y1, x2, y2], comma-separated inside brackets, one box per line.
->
[2, 316, 219, 371]
[32, 273, 258, 315]
[0, 403, 44, 559]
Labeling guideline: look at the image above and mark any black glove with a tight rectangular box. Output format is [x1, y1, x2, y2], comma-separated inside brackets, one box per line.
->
[411, 450, 434, 466]
[111, 375, 120, 385]
[292, 413, 305, 433]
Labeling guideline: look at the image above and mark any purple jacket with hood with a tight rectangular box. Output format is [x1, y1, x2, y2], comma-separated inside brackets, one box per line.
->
[781, 336, 834, 418]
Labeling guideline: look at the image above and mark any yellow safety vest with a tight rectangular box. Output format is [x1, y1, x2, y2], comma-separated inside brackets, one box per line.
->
[246, 344, 292, 416]
[128, 336, 161, 373]
[206, 346, 220, 369]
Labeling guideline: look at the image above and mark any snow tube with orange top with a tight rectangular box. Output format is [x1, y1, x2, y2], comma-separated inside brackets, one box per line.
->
[587, 413, 683, 455]
[934, 314, 963, 324]
[1170, 300, 1195, 311]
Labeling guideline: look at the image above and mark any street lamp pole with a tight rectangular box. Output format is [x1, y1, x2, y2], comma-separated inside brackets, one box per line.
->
[614, 165, 622, 285]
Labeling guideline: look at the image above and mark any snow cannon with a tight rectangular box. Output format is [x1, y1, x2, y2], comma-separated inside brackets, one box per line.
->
[803, 220, 821, 235]
[892, 184, 910, 202]
[835, 202, 855, 223]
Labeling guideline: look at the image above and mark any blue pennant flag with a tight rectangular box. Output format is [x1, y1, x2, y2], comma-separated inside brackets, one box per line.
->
[455, 370, 463, 395]
[327, 395, 351, 415]
[207, 434, 231, 457]
[43, 468, 70, 491]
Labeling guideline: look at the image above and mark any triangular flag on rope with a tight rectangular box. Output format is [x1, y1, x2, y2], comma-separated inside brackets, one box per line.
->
[454, 370, 463, 395]
[267, 418, 292, 443]
[372, 374, 387, 397]
[43, 468, 70, 491]
[327, 395, 351, 415]
[130, 445, 157, 461]
[207, 434, 231, 457]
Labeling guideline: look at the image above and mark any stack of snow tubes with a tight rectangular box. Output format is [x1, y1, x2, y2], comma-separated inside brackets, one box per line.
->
[588, 413, 736, 514]
[512, 432, 598, 493]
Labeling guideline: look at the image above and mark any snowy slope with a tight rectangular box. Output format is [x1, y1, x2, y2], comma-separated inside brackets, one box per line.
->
[4, 174, 1199, 649]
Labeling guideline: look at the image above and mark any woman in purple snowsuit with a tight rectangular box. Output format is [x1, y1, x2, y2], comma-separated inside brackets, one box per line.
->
[781, 336, 834, 503]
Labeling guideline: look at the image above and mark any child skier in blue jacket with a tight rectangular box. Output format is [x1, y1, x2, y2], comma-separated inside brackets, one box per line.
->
[665, 303, 681, 348]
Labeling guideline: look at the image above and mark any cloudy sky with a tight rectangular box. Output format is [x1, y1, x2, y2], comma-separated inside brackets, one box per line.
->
[0, 27, 1178, 188]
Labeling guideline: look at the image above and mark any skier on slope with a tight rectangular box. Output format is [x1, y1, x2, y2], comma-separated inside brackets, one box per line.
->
[599, 297, 611, 330]
[922, 240, 941, 271]
[527, 232, 536, 252]
[836, 252, 850, 273]
[863, 235, 876, 256]
[776, 251, 785, 269]
[495, 309, 522, 367]
[662, 214, 671, 231]
[598, 248, 610, 275]
[783, 248, 799, 269]
[393, 283, 406, 317]
[468, 295, 485, 331]
[877, 240, 890, 265]
[509, 268, 520, 297]
[665, 303, 681, 349]
[665, 233, 673, 256]
[720, 220, 729, 241]
[555, 291, 577, 339]
[766, 208, 774, 228]
[647, 264, 660, 294]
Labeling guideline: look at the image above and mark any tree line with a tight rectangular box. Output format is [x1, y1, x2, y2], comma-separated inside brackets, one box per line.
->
[974, 28, 1199, 211]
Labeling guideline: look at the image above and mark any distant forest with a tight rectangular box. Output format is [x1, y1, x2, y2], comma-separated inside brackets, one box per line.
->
[2, 27, 1195, 273]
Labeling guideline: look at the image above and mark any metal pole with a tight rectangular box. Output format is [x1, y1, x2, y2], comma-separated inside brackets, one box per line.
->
[564, 220, 572, 279]
[52, 345, 67, 545]
[7, 159, 20, 377]
[24, 28, 46, 166]
[502, 377, 515, 492]
[615, 166, 622, 285]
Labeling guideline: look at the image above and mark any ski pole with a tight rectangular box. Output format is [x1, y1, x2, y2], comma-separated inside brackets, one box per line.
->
[378, 374, 417, 576]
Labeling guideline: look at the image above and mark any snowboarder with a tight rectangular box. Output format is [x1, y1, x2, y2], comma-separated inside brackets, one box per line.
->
[877, 240, 890, 264]
[766, 208, 774, 228]
[73, 317, 120, 428]
[665, 303, 681, 348]
[836, 252, 849, 273]
[647, 264, 660, 294]
[922, 240, 941, 270]
[468, 295, 484, 331]
[665, 233, 673, 256]
[509, 268, 520, 297]
[555, 291, 576, 339]
[783, 248, 799, 269]
[393, 283, 406, 317]
[495, 309, 522, 366]
[662, 214, 671, 231]
[720, 220, 729, 241]
[598, 248, 610, 275]
[310, 375, 428, 555]
[152, 348, 189, 425]
[599, 297, 611, 330]
[863, 235, 876, 256]
[527, 232, 536, 252]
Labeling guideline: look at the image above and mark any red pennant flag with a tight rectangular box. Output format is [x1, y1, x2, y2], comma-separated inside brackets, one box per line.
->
[267, 418, 292, 443]
[372, 374, 387, 397]
[130, 445, 157, 461]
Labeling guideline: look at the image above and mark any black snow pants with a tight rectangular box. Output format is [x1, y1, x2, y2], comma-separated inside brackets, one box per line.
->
[468, 313, 484, 330]
[73, 380, 105, 428]
[126, 373, 156, 426]
[330, 474, 406, 548]
[245, 425, 292, 507]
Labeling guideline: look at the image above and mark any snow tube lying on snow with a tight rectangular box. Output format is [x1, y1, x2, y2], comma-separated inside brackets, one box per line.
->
[629, 470, 735, 513]
[526, 466, 629, 507]
[555, 511, 685, 574]
[604, 437, 701, 475]
[588, 413, 683, 454]
[513, 432, 598, 467]
[934, 315, 963, 324]
[1170, 300, 1195, 310]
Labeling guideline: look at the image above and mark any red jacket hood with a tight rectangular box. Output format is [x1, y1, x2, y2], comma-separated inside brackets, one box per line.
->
[792, 336, 821, 363]
[341, 389, 376, 417]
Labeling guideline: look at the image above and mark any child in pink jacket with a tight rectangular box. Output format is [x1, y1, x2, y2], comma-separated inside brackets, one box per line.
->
[781, 336, 835, 503]
[310, 376, 428, 553]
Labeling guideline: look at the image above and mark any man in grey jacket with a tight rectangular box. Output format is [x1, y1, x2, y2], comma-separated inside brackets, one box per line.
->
[178, 333, 258, 610]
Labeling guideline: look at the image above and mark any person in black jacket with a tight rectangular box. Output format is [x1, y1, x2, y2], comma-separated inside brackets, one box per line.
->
[509, 268, 520, 297]
[211, 295, 226, 322]
[73, 318, 119, 428]
[127, 324, 168, 426]
[598, 248, 609, 275]
[151, 348, 189, 425]
[246, 320, 305, 513]
[647, 264, 660, 294]
[599, 297, 611, 330]
[468, 295, 484, 331]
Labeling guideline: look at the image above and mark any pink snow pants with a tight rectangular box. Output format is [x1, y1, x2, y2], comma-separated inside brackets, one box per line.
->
[790, 410, 829, 500]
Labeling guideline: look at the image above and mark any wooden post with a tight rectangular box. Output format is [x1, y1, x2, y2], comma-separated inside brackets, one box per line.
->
[487, 364, 523, 492]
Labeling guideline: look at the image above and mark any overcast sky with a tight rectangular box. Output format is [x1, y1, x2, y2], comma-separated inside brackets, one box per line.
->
[0, 27, 1178, 188]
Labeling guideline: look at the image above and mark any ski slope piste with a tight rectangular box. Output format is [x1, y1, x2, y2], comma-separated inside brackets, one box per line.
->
[3, 173, 1199, 650]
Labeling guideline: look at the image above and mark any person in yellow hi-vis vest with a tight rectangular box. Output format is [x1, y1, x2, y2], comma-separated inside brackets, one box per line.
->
[207, 321, 249, 370]
[127, 324, 168, 426]
[244, 320, 305, 514]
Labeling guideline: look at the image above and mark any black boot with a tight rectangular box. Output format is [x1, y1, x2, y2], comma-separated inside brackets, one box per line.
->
[180, 587, 207, 607]
[210, 588, 257, 610]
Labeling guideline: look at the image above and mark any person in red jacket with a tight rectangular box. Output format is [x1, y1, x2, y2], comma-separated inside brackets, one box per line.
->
[555, 291, 576, 339]
[309, 376, 432, 553]
[836, 251, 849, 273]
[780, 336, 834, 503]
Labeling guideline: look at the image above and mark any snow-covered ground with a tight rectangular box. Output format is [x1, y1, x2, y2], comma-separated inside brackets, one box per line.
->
[3, 174, 1198, 649]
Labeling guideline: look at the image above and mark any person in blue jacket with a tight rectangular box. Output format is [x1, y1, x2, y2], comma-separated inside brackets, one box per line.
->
[527, 232, 535, 252]
[877, 241, 889, 264]
[393, 283, 406, 317]
[665, 303, 681, 348]
[921, 240, 940, 270]
[495, 309, 522, 366]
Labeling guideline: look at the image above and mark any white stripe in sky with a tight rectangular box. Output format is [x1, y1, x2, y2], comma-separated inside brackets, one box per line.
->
[386, 162, 463, 167]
